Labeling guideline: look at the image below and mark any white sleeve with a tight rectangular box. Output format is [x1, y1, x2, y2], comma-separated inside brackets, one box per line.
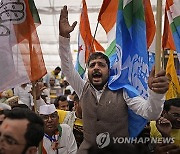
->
[59, 36, 85, 98]
[123, 88, 165, 120]
[35, 98, 46, 112]
[61, 124, 77, 154]
[67, 126, 77, 154]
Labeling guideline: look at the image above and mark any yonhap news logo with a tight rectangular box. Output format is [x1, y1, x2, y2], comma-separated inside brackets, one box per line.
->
[96, 132, 110, 148]
[96, 132, 175, 149]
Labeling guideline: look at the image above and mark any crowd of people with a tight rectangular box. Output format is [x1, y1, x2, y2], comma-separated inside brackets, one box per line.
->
[0, 5, 180, 154]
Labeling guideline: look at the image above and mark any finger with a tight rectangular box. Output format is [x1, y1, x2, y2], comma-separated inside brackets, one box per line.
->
[151, 87, 168, 94]
[152, 76, 169, 89]
[60, 5, 68, 20]
[152, 72, 168, 83]
[152, 82, 169, 89]
[149, 66, 155, 78]
[155, 70, 166, 78]
[71, 21, 77, 29]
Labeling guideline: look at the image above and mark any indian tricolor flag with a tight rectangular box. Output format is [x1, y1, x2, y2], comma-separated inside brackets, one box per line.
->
[76, 0, 104, 78]
[98, 0, 118, 59]
[165, 0, 180, 62]
[0, 0, 46, 92]
[98, 0, 155, 64]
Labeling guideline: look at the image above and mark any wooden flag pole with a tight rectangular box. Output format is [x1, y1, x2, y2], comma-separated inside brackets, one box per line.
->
[155, 0, 163, 74]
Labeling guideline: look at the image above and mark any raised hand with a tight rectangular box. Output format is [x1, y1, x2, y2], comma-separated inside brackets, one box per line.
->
[59, 5, 77, 38]
[156, 117, 172, 137]
[148, 66, 169, 94]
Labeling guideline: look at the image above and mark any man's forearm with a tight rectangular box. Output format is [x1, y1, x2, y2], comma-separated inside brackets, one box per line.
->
[59, 36, 85, 98]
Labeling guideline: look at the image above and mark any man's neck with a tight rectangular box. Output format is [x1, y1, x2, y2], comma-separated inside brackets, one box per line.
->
[92, 83, 107, 91]
[45, 129, 58, 137]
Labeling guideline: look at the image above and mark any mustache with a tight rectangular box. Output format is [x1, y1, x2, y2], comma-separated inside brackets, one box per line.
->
[92, 71, 102, 77]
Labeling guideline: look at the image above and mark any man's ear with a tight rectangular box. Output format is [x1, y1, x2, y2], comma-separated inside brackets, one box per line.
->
[26, 146, 37, 154]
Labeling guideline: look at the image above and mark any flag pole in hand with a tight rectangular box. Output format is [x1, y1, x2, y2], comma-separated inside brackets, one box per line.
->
[155, 0, 163, 75]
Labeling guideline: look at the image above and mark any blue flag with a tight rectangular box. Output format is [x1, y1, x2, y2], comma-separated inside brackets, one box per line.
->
[108, 0, 149, 137]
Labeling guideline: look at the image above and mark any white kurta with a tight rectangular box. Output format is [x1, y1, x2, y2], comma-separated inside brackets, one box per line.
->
[42, 124, 77, 154]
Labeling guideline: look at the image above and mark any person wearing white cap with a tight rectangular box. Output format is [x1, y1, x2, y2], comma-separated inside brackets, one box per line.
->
[39, 104, 77, 154]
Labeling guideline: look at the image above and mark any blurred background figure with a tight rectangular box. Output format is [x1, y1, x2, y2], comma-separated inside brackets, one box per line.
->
[54, 95, 69, 111]
[0, 89, 13, 104]
[38, 81, 50, 104]
[14, 83, 33, 109]
[43, 66, 64, 87]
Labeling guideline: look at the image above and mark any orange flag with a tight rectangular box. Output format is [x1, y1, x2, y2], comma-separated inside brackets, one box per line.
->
[162, 4, 176, 50]
[13, 0, 47, 81]
[143, 0, 156, 49]
[76, 0, 104, 77]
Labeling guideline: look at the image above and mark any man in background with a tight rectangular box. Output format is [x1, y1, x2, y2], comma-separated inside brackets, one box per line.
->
[39, 104, 77, 154]
[151, 98, 180, 146]
[43, 66, 64, 87]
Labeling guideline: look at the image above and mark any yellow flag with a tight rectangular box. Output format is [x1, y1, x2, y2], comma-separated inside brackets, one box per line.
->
[166, 50, 180, 99]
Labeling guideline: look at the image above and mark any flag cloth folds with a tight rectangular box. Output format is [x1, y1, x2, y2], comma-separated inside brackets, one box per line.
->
[165, 50, 180, 99]
[0, 0, 47, 92]
[143, 0, 156, 49]
[76, 0, 105, 78]
[98, 0, 118, 65]
[162, 1, 176, 51]
[108, 0, 149, 137]
[165, 0, 180, 62]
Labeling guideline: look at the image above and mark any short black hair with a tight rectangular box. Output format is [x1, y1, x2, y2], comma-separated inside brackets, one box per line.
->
[55, 66, 61, 71]
[11, 104, 29, 109]
[64, 89, 71, 96]
[5, 108, 44, 147]
[68, 100, 74, 111]
[87, 52, 110, 69]
[164, 98, 180, 112]
[54, 95, 67, 108]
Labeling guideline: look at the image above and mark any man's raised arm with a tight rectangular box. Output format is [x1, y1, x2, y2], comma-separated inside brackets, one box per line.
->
[59, 6, 85, 98]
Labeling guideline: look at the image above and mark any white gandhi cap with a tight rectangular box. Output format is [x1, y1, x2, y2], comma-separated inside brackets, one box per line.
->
[39, 104, 56, 115]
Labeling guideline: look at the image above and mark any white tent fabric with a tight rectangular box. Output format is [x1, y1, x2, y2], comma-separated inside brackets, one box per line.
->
[35, 0, 106, 72]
